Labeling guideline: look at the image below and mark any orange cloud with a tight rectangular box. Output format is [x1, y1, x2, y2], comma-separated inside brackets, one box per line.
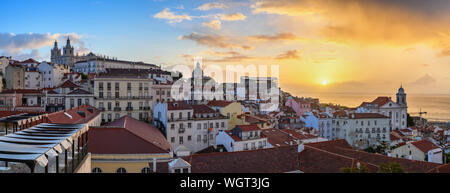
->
[249, 33, 302, 41]
[154, 8, 192, 23]
[178, 32, 253, 50]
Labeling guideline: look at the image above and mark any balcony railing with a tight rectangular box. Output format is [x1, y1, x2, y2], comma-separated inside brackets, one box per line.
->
[126, 107, 133, 111]
[114, 107, 122, 111]
[178, 128, 186, 134]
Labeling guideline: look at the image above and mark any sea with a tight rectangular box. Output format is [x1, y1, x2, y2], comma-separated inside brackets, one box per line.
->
[298, 92, 450, 122]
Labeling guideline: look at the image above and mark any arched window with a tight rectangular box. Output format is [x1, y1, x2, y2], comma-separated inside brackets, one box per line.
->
[141, 167, 152, 173]
[92, 167, 102, 173]
[116, 167, 127, 173]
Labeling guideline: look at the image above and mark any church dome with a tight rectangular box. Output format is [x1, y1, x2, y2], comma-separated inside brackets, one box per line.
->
[398, 85, 405, 94]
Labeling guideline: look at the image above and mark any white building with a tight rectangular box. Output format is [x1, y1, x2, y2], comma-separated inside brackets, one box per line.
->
[24, 68, 43, 89]
[0, 56, 12, 74]
[358, 86, 408, 130]
[391, 140, 443, 164]
[65, 89, 94, 110]
[216, 124, 268, 152]
[153, 101, 228, 153]
[73, 58, 159, 74]
[37, 62, 70, 88]
[333, 112, 391, 149]
[301, 112, 333, 140]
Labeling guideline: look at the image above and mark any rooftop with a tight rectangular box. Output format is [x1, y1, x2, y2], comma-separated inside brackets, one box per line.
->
[89, 116, 172, 154]
[185, 146, 300, 173]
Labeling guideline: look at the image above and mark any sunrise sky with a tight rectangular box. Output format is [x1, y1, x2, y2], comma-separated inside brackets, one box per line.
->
[1, 0, 450, 95]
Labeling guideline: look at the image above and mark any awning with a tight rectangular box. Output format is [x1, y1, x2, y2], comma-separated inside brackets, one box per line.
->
[0, 123, 87, 171]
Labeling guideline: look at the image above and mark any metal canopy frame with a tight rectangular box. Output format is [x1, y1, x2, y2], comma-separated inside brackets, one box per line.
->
[0, 123, 88, 173]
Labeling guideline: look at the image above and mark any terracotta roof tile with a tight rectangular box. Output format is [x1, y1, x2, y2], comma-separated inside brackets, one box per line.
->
[410, 140, 440, 153]
[186, 146, 300, 173]
[207, 100, 233, 107]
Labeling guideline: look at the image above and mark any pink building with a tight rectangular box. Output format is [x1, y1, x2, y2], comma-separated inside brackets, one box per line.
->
[285, 97, 312, 117]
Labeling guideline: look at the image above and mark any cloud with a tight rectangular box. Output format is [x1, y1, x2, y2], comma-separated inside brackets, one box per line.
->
[411, 74, 437, 85]
[251, 0, 450, 48]
[216, 13, 247, 21]
[0, 32, 89, 60]
[202, 20, 222, 30]
[249, 33, 301, 41]
[275, 50, 301, 60]
[437, 46, 450, 57]
[154, 8, 192, 23]
[196, 3, 228, 11]
[178, 32, 253, 50]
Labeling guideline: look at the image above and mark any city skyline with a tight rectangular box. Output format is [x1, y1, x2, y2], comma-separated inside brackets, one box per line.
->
[1, 0, 450, 95]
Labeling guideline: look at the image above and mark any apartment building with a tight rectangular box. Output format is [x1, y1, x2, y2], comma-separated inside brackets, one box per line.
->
[216, 124, 268, 152]
[333, 112, 391, 149]
[94, 72, 152, 123]
[153, 101, 228, 153]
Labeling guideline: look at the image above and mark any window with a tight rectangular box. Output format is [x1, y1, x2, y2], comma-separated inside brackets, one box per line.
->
[188, 123, 192, 128]
[179, 136, 184, 144]
[188, 135, 192, 141]
[197, 135, 201, 142]
[183, 168, 189, 173]
[92, 167, 102, 173]
[116, 168, 127, 173]
[141, 167, 151, 173]
[171, 137, 175, 143]
[127, 83, 131, 90]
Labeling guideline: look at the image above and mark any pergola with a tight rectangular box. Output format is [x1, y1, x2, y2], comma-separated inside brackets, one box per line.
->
[0, 123, 89, 173]
[0, 113, 48, 135]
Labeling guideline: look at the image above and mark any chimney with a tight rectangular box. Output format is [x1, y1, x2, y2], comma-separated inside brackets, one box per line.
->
[152, 158, 157, 173]
[297, 144, 305, 153]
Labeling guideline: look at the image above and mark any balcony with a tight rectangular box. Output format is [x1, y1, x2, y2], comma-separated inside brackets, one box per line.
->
[143, 106, 151, 110]
[178, 128, 186, 134]
[98, 107, 105, 111]
[114, 107, 122, 111]
[126, 107, 134, 111]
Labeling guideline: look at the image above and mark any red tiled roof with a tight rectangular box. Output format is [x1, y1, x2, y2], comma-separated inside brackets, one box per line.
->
[304, 140, 441, 173]
[299, 146, 378, 173]
[333, 110, 347, 117]
[238, 124, 261, 132]
[361, 97, 391, 108]
[349, 113, 389, 119]
[47, 105, 100, 124]
[67, 88, 92, 95]
[58, 80, 80, 88]
[186, 146, 300, 173]
[192, 104, 216, 114]
[281, 129, 319, 140]
[428, 164, 450, 173]
[167, 101, 192, 110]
[0, 111, 21, 118]
[91, 116, 172, 154]
[410, 140, 440, 153]
[0, 89, 43, 94]
[263, 129, 298, 147]
[207, 100, 233, 107]
[390, 134, 400, 141]
[371, 97, 390, 107]
[20, 58, 39, 64]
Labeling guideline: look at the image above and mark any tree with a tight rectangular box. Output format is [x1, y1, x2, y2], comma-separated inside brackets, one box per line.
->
[407, 113, 415, 127]
[341, 165, 368, 173]
[377, 162, 404, 173]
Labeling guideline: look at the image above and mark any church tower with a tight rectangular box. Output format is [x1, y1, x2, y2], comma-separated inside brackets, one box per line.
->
[396, 84, 407, 106]
[63, 38, 74, 56]
[51, 40, 61, 61]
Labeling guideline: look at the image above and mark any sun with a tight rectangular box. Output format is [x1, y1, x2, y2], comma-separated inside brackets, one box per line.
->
[321, 80, 328, 86]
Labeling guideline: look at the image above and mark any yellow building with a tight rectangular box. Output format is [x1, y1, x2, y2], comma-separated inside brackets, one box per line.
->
[89, 116, 173, 173]
[207, 101, 242, 130]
